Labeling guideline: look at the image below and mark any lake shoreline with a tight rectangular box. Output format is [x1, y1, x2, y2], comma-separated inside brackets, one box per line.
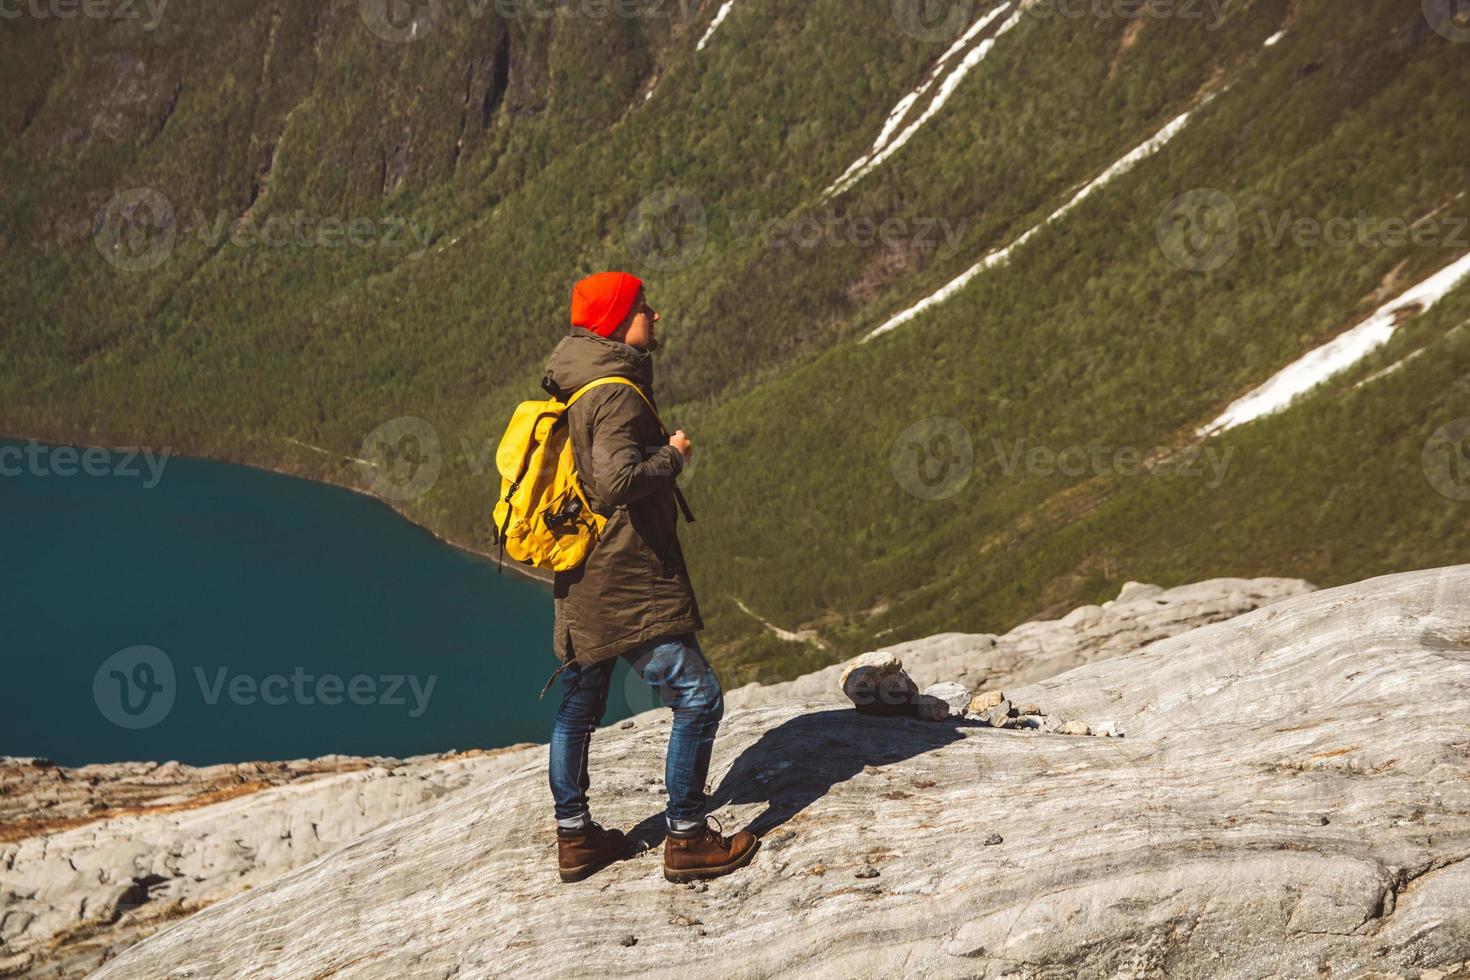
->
[1, 430, 602, 768]
[0, 429, 555, 590]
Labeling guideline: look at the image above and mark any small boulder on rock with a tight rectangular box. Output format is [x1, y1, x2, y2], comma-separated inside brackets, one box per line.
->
[918, 682, 970, 719]
[978, 701, 1013, 729]
[1116, 581, 1165, 603]
[967, 690, 1006, 714]
[840, 651, 919, 716]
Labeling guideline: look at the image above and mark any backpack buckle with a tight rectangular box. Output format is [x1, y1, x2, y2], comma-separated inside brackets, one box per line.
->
[544, 497, 584, 531]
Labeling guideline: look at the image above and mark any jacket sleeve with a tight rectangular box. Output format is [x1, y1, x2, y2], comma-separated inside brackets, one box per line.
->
[584, 387, 685, 509]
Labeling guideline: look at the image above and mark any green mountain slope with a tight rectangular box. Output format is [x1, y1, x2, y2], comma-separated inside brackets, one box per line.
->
[5, 0, 1469, 683]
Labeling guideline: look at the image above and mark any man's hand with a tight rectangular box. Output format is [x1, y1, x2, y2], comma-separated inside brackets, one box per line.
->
[669, 429, 693, 461]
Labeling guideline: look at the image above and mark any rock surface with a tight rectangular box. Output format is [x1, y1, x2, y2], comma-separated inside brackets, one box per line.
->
[0, 748, 538, 978]
[728, 576, 1314, 709]
[968, 690, 1007, 714]
[68, 566, 1470, 979]
[0, 754, 490, 830]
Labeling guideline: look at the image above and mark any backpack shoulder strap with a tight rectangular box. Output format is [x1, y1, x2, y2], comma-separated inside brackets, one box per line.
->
[565, 377, 666, 434]
[563, 376, 695, 524]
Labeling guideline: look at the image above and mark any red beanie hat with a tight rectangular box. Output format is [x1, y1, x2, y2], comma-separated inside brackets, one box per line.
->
[570, 271, 643, 337]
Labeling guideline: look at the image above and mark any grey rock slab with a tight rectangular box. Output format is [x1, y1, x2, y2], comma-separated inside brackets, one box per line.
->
[0, 748, 540, 977]
[79, 566, 1470, 980]
[727, 576, 1314, 711]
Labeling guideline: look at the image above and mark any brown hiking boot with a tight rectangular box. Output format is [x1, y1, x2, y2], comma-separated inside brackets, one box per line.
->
[662, 817, 760, 884]
[557, 821, 630, 883]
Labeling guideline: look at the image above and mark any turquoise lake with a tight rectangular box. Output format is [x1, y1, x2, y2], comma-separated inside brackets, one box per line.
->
[0, 438, 642, 766]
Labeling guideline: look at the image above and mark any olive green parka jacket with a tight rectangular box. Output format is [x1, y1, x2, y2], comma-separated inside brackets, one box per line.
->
[541, 330, 703, 665]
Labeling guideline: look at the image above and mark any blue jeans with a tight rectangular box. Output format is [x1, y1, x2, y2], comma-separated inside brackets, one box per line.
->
[549, 633, 724, 828]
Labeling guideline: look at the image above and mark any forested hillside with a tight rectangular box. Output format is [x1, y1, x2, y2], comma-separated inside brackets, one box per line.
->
[5, 0, 1469, 682]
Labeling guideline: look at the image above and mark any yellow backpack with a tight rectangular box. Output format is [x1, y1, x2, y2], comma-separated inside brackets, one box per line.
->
[490, 376, 684, 573]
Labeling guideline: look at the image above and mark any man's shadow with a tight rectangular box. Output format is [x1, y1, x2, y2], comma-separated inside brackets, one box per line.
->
[627, 708, 974, 849]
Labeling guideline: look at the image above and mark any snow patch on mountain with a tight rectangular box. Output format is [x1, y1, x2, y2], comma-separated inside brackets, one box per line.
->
[1199, 250, 1470, 435]
[869, 4, 1010, 151]
[864, 101, 1212, 342]
[697, 0, 737, 51]
[825, 2, 1024, 199]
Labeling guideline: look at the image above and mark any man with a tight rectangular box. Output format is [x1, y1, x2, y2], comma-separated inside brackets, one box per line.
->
[540, 271, 759, 884]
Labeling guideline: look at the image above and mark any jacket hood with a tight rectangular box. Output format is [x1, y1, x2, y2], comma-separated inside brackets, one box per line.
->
[543, 329, 655, 400]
